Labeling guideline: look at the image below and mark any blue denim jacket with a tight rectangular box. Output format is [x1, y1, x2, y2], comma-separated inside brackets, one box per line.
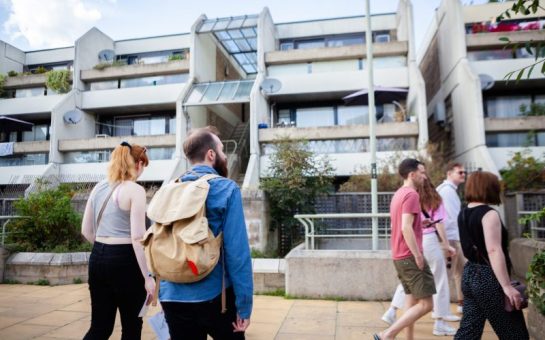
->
[158, 165, 253, 319]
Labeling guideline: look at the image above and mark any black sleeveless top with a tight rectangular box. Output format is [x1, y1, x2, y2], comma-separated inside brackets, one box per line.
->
[458, 205, 512, 274]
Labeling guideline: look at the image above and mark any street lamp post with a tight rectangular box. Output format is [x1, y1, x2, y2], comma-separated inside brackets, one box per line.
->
[365, 0, 378, 251]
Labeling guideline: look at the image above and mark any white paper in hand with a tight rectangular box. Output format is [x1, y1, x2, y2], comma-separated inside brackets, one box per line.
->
[148, 311, 171, 340]
[138, 294, 151, 317]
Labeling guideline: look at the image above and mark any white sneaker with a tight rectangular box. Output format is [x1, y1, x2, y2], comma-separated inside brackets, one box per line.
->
[381, 308, 396, 325]
[433, 323, 457, 336]
[442, 314, 461, 322]
[457, 305, 463, 314]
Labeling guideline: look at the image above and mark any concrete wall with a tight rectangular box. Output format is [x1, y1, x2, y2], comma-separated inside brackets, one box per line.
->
[191, 16, 217, 83]
[275, 14, 397, 39]
[0, 41, 24, 74]
[115, 33, 190, 55]
[0, 95, 64, 116]
[509, 238, 545, 282]
[462, 1, 545, 22]
[285, 245, 398, 300]
[0, 165, 49, 184]
[25, 47, 74, 66]
[243, 189, 272, 252]
[74, 28, 114, 91]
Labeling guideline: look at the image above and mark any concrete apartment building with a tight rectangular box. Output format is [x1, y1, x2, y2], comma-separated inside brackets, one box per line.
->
[0, 0, 425, 248]
[419, 0, 545, 174]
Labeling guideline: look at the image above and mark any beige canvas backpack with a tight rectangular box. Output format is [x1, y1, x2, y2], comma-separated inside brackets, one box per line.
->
[142, 174, 223, 305]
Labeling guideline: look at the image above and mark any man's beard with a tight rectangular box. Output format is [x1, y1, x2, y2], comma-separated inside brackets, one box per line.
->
[214, 154, 228, 178]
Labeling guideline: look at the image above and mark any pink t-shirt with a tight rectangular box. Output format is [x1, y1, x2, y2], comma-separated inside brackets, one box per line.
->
[421, 203, 447, 235]
[390, 186, 422, 260]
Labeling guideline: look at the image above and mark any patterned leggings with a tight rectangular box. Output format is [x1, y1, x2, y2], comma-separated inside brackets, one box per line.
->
[454, 262, 529, 340]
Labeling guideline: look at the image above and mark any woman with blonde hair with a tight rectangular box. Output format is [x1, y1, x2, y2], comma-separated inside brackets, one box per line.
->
[454, 171, 528, 339]
[81, 141, 155, 340]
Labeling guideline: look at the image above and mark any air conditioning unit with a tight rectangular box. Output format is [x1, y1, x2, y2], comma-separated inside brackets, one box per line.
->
[434, 101, 446, 126]
[95, 134, 109, 138]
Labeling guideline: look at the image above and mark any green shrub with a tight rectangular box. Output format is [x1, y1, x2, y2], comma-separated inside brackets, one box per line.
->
[527, 250, 545, 315]
[0, 74, 5, 97]
[520, 103, 545, 116]
[7, 182, 84, 252]
[261, 138, 334, 255]
[168, 54, 184, 61]
[7, 70, 18, 77]
[34, 66, 47, 74]
[45, 70, 71, 93]
[500, 150, 545, 192]
[73, 278, 83, 284]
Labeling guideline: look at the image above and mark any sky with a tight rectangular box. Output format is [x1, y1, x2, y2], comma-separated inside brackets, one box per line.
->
[0, 0, 490, 53]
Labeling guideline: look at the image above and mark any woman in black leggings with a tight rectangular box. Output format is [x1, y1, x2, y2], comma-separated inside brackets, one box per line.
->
[454, 171, 528, 340]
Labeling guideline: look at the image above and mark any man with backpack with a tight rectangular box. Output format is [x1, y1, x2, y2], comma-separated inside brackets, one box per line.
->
[150, 126, 253, 339]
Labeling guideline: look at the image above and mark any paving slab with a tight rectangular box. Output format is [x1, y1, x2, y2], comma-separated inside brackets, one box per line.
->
[0, 284, 528, 340]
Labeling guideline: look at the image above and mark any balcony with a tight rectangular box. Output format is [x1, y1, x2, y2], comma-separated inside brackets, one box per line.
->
[58, 134, 176, 152]
[265, 42, 408, 65]
[259, 122, 418, 142]
[466, 30, 544, 49]
[13, 141, 50, 153]
[468, 58, 545, 81]
[3, 74, 48, 88]
[80, 60, 189, 82]
[0, 95, 65, 116]
[80, 83, 185, 110]
[484, 116, 545, 132]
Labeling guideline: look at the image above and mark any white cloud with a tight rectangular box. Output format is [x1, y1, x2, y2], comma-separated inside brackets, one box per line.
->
[3, 0, 102, 49]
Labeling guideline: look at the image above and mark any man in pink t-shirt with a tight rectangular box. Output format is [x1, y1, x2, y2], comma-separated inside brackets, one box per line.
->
[375, 158, 436, 340]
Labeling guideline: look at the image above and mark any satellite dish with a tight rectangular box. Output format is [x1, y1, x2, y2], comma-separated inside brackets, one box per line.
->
[63, 109, 83, 124]
[260, 78, 282, 94]
[98, 49, 115, 62]
[479, 74, 495, 90]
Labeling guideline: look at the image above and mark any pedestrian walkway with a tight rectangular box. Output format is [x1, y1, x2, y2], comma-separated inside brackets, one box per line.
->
[0, 284, 506, 339]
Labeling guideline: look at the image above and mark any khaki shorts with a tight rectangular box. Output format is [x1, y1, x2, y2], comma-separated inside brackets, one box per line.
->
[393, 256, 436, 300]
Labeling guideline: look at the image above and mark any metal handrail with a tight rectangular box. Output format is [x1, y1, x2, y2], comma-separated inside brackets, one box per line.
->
[294, 213, 390, 250]
[222, 139, 238, 155]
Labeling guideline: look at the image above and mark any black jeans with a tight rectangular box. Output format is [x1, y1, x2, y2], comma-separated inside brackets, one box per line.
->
[162, 287, 245, 340]
[84, 242, 146, 340]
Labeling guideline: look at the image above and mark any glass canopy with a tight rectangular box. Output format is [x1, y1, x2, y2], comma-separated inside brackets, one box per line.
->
[197, 15, 259, 74]
[185, 80, 255, 105]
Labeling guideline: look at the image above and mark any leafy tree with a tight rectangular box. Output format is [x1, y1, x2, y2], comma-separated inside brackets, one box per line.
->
[495, 0, 545, 81]
[7, 182, 84, 251]
[260, 138, 334, 255]
[340, 143, 448, 192]
[500, 149, 545, 191]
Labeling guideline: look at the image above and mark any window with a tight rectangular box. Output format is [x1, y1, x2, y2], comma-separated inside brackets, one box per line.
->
[120, 74, 188, 88]
[373, 31, 391, 43]
[276, 104, 391, 128]
[99, 113, 175, 137]
[327, 35, 364, 47]
[0, 153, 48, 166]
[485, 96, 532, 118]
[338, 106, 367, 125]
[466, 18, 545, 34]
[117, 50, 186, 65]
[22, 124, 49, 142]
[295, 39, 325, 50]
[90, 80, 118, 91]
[15, 87, 45, 98]
[468, 49, 514, 61]
[296, 107, 335, 127]
[486, 132, 544, 147]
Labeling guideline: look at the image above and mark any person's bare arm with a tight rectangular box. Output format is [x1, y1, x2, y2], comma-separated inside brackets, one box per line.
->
[128, 183, 155, 297]
[483, 210, 521, 310]
[401, 213, 424, 269]
[81, 186, 98, 243]
[436, 222, 456, 257]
